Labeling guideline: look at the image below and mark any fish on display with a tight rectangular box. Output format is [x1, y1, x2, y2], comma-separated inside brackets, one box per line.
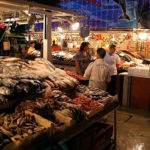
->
[107, 0, 130, 20]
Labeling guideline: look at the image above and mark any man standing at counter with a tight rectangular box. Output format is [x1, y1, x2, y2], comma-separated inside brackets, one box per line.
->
[104, 44, 120, 95]
[84, 48, 111, 91]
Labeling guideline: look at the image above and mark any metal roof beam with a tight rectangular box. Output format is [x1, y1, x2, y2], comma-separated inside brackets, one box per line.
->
[0, 0, 77, 16]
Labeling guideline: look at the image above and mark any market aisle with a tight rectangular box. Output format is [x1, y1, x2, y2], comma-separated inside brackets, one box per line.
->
[104, 107, 150, 150]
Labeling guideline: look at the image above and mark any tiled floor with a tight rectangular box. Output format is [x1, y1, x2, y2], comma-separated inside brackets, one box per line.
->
[104, 106, 150, 150]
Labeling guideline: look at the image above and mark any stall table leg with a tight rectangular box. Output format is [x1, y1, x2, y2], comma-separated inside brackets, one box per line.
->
[113, 109, 117, 148]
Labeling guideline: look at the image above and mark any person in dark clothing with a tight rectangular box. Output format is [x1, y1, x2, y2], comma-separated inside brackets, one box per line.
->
[73, 42, 91, 76]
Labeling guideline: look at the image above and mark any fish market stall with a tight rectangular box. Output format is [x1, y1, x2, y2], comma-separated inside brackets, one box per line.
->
[0, 56, 118, 150]
[52, 51, 76, 72]
[50, 30, 150, 72]
[120, 65, 150, 111]
[117, 63, 150, 111]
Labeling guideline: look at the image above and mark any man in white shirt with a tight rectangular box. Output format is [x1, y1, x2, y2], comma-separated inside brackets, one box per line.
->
[104, 44, 120, 95]
[84, 48, 111, 91]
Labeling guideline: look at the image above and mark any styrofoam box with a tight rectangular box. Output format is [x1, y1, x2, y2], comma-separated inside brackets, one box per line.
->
[128, 66, 150, 78]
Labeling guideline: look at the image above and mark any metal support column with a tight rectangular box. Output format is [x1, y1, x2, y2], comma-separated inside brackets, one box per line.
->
[114, 109, 117, 147]
[43, 13, 52, 62]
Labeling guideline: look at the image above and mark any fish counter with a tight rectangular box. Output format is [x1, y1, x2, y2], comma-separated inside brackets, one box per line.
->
[117, 74, 150, 111]
[0, 57, 118, 150]
[52, 50, 150, 73]
[52, 51, 75, 66]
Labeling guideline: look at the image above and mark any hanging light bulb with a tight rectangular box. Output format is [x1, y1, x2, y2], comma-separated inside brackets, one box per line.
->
[72, 22, 80, 30]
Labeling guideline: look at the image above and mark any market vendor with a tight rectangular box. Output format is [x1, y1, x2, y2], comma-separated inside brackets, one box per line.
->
[84, 48, 111, 91]
[104, 44, 120, 95]
[28, 41, 35, 55]
[52, 40, 61, 51]
[73, 42, 91, 76]
[27, 42, 40, 59]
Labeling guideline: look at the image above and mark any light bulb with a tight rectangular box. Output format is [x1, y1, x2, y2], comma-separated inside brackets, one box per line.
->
[58, 27, 63, 32]
[139, 33, 147, 40]
[112, 36, 115, 41]
[72, 22, 80, 30]
[60, 35, 65, 39]
[106, 44, 109, 48]
[85, 37, 88, 41]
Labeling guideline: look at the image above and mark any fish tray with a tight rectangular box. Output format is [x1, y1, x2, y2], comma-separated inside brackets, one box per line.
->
[86, 105, 104, 118]
[60, 84, 77, 92]
[54, 110, 76, 127]
[25, 110, 54, 128]
[25, 110, 72, 132]
[3, 128, 56, 150]
[74, 91, 88, 98]
[2, 111, 56, 150]
[0, 93, 43, 113]
[98, 95, 118, 107]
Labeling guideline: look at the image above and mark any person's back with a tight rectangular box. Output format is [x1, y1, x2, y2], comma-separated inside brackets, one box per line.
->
[84, 48, 110, 90]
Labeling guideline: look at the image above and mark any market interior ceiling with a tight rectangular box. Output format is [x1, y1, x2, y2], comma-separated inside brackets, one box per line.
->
[0, 0, 84, 26]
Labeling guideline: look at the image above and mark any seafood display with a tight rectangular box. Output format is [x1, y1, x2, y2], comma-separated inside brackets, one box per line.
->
[0, 131, 11, 150]
[0, 56, 116, 150]
[116, 50, 143, 68]
[0, 112, 46, 144]
[72, 97, 104, 112]
[51, 90, 72, 102]
[15, 96, 86, 123]
[0, 57, 79, 105]
[52, 51, 75, 63]
[75, 85, 109, 100]
[66, 71, 86, 80]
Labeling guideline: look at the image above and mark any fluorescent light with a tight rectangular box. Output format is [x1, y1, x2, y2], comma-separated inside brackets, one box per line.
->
[74, 42, 77, 45]
[72, 22, 80, 30]
[112, 36, 115, 41]
[139, 33, 147, 40]
[60, 35, 65, 39]
[59, 51, 65, 56]
[6, 18, 15, 22]
[58, 27, 63, 32]
[85, 37, 88, 41]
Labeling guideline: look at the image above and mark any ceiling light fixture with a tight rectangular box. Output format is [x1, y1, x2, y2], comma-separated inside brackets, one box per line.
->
[72, 22, 80, 30]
